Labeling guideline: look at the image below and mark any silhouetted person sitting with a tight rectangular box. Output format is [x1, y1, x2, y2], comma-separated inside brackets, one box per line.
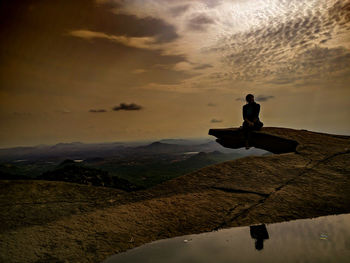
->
[241, 94, 263, 149]
[250, 224, 269, 251]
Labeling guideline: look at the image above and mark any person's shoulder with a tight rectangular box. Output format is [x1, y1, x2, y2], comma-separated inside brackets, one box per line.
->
[255, 102, 260, 107]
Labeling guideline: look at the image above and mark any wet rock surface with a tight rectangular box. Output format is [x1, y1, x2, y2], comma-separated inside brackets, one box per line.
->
[1, 127, 350, 263]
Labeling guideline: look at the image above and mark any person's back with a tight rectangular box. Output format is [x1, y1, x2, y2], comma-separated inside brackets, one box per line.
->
[243, 101, 260, 123]
[241, 94, 263, 148]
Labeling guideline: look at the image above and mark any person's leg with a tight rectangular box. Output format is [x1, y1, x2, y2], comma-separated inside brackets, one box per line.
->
[254, 121, 263, 130]
[245, 130, 252, 149]
[243, 121, 252, 149]
[243, 120, 250, 129]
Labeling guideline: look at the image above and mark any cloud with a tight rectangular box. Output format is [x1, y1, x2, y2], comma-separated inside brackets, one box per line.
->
[255, 95, 275, 102]
[193, 64, 213, 70]
[65, 1, 181, 52]
[211, 118, 223, 123]
[89, 109, 107, 113]
[91, 0, 350, 92]
[202, 0, 223, 8]
[95, 0, 120, 5]
[89, 3, 180, 43]
[207, 0, 350, 84]
[173, 62, 213, 72]
[69, 30, 160, 50]
[187, 14, 215, 31]
[235, 95, 275, 102]
[113, 103, 143, 111]
[132, 69, 148, 74]
[173, 61, 194, 71]
[169, 4, 190, 17]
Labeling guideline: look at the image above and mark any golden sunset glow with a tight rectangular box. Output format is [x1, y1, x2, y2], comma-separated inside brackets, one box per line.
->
[1, 0, 350, 147]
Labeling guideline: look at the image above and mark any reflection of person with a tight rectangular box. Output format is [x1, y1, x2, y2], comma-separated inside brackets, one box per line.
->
[250, 224, 269, 251]
[241, 94, 263, 149]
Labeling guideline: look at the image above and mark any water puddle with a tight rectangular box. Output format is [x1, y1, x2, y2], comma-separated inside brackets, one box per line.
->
[104, 213, 350, 263]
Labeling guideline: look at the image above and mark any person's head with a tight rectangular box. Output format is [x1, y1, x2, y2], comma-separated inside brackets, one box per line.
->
[246, 94, 254, 103]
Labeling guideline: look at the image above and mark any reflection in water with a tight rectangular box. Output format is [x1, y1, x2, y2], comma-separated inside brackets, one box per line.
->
[250, 224, 269, 250]
[104, 213, 350, 263]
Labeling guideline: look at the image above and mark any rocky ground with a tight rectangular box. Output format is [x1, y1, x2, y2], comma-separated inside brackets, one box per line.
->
[1, 127, 350, 263]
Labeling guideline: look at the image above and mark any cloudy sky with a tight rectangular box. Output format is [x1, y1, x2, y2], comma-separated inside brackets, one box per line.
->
[1, 0, 349, 147]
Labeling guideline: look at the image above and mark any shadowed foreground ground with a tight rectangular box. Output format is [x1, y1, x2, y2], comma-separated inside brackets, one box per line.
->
[1, 127, 350, 263]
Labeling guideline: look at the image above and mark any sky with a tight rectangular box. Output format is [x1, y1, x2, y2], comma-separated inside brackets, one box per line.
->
[0, 0, 350, 148]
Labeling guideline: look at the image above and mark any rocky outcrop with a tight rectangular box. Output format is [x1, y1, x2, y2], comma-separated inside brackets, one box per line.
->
[209, 127, 298, 154]
[1, 127, 350, 263]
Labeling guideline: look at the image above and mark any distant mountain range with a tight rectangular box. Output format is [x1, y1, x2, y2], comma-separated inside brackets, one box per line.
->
[0, 139, 268, 162]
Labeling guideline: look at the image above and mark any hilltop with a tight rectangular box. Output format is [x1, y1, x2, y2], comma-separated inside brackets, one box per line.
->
[1, 127, 350, 263]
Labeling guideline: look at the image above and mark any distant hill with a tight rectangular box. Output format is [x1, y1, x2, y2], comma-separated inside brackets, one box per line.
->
[0, 138, 270, 190]
[0, 138, 268, 162]
[0, 142, 126, 162]
[134, 141, 195, 154]
[38, 151, 245, 189]
[159, 138, 212, 145]
[39, 160, 139, 191]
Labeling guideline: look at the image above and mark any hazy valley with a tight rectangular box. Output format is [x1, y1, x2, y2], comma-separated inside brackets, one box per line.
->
[0, 139, 269, 190]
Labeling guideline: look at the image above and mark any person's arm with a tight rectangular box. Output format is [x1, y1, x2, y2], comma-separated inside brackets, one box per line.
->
[244, 117, 254, 124]
[243, 105, 254, 126]
[252, 104, 260, 123]
[243, 105, 247, 120]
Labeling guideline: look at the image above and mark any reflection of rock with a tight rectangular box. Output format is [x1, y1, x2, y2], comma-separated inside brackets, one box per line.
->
[1, 127, 350, 263]
[250, 224, 269, 250]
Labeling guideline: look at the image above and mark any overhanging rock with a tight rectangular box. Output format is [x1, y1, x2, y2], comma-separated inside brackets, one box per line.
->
[209, 127, 298, 154]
